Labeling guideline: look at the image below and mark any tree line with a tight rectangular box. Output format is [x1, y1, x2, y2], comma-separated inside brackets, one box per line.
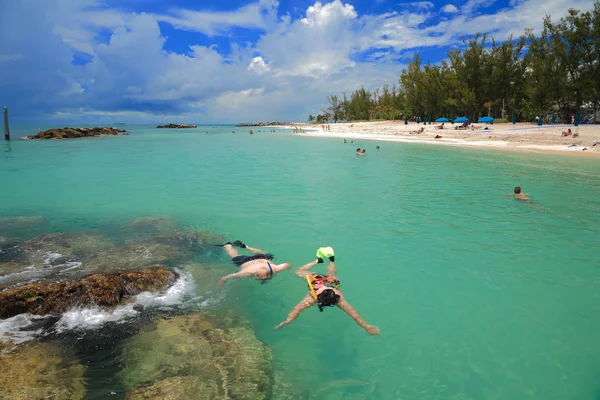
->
[309, 2, 600, 124]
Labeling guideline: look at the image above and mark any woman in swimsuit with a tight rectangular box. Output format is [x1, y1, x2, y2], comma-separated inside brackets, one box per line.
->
[275, 248, 380, 335]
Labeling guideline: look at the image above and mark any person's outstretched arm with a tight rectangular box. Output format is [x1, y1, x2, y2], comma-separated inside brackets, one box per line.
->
[337, 297, 380, 335]
[294, 259, 320, 278]
[275, 294, 316, 329]
[273, 262, 292, 274]
[218, 271, 253, 287]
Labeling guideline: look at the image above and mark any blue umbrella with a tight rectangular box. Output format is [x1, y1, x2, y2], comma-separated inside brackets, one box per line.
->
[404, 116, 408, 125]
[537, 115, 542, 126]
[478, 116, 494, 123]
[435, 117, 449, 122]
[574, 113, 580, 126]
[512, 114, 516, 125]
[551, 114, 556, 125]
[454, 117, 469, 123]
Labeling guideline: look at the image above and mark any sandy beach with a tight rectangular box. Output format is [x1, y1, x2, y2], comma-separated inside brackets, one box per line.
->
[288, 121, 600, 158]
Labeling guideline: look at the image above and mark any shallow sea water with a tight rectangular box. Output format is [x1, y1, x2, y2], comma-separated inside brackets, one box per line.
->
[1, 124, 600, 399]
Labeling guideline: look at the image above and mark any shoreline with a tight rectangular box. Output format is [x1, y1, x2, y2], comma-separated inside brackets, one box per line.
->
[283, 121, 600, 159]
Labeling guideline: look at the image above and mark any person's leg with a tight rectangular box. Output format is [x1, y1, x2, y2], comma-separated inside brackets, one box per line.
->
[224, 244, 240, 258]
[326, 261, 337, 276]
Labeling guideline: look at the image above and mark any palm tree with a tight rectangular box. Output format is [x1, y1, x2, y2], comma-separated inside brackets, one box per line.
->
[308, 115, 315, 123]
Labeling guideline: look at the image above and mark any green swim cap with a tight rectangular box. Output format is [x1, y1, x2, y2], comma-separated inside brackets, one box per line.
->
[316, 247, 335, 259]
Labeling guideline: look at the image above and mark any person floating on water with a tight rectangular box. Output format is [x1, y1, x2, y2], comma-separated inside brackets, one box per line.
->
[217, 241, 291, 286]
[510, 186, 530, 202]
[275, 247, 380, 335]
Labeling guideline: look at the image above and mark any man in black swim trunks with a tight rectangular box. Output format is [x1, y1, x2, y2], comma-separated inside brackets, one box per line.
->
[217, 240, 292, 286]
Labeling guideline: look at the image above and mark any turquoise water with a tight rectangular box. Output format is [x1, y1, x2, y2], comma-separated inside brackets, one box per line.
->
[2, 124, 600, 399]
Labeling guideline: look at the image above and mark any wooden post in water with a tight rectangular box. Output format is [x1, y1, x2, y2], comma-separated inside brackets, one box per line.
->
[3, 106, 10, 141]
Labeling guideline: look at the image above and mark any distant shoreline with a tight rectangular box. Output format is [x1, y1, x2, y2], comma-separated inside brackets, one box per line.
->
[287, 121, 600, 158]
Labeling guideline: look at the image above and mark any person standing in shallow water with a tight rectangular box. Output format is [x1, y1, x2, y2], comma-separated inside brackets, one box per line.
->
[510, 186, 530, 202]
[275, 247, 380, 335]
[217, 241, 292, 286]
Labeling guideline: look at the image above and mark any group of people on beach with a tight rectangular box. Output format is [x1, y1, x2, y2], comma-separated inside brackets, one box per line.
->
[216, 241, 380, 335]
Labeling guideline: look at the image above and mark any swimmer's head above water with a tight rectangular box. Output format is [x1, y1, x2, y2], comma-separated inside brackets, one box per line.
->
[514, 186, 522, 194]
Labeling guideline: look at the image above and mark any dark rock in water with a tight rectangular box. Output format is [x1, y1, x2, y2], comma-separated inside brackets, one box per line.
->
[156, 123, 197, 129]
[236, 121, 289, 127]
[26, 126, 128, 139]
[0, 341, 86, 399]
[0, 266, 179, 318]
[0, 237, 24, 262]
[121, 312, 273, 400]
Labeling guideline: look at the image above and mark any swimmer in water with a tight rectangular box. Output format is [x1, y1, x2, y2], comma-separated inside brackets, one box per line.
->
[275, 247, 380, 335]
[509, 186, 530, 201]
[217, 241, 292, 286]
[356, 148, 363, 155]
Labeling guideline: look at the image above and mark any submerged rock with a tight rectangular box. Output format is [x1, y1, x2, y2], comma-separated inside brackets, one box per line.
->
[124, 217, 177, 235]
[0, 341, 86, 399]
[125, 376, 209, 400]
[0, 266, 179, 318]
[26, 126, 128, 139]
[21, 232, 115, 268]
[83, 231, 221, 274]
[0, 216, 48, 239]
[121, 313, 273, 399]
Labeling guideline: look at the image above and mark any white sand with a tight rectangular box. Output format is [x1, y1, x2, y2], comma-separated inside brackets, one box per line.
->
[282, 121, 600, 158]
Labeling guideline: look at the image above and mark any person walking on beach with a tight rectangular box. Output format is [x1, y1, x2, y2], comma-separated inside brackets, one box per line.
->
[510, 186, 530, 202]
[217, 241, 291, 286]
[275, 247, 380, 335]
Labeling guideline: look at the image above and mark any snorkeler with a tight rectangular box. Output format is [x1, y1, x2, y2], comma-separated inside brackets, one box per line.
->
[275, 247, 380, 335]
[217, 241, 291, 286]
[510, 186, 530, 202]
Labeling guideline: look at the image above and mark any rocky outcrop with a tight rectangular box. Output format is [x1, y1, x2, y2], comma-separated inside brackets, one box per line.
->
[0, 341, 86, 399]
[26, 127, 128, 139]
[236, 121, 289, 127]
[121, 313, 273, 400]
[0, 266, 178, 318]
[156, 123, 197, 128]
[123, 217, 177, 235]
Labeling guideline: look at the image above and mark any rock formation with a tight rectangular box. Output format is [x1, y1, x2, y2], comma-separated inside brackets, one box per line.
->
[26, 127, 128, 139]
[156, 123, 197, 128]
[121, 313, 273, 399]
[0, 266, 179, 318]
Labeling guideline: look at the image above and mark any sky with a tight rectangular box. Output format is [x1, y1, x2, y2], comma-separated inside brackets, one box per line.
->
[0, 0, 594, 124]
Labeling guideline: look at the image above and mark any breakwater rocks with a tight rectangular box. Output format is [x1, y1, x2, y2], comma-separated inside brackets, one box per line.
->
[26, 127, 128, 139]
[0, 266, 179, 318]
[236, 121, 290, 127]
[156, 123, 197, 128]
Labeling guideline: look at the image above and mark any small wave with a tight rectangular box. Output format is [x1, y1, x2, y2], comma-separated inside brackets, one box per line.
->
[54, 269, 200, 332]
[0, 314, 50, 346]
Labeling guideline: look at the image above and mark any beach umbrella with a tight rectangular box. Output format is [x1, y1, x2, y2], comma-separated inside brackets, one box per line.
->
[454, 116, 469, 123]
[537, 116, 542, 126]
[551, 114, 556, 125]
[435, 117, 449, 123]
[478, 116, 494, 124]
[404, 116, 408, 125]
[512, 114, 516, 125]
[574, 113, 580, 126]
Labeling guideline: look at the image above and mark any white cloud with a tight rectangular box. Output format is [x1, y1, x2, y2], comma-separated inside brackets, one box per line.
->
[301, 0, 357, 26]
[441, 4, 459, 13]
[248, 57, 270, 74]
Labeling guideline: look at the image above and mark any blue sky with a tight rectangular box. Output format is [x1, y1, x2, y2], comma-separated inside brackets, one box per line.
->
[0, 0, 593, 124]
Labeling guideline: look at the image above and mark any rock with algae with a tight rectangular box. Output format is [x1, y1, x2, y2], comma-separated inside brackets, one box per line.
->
[123, 217, 178, 235]
[0, 216, 48, 239]
[121, 312, 273, 399]
[0, 266, 179, 318]
[0, 341, 86, 399]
